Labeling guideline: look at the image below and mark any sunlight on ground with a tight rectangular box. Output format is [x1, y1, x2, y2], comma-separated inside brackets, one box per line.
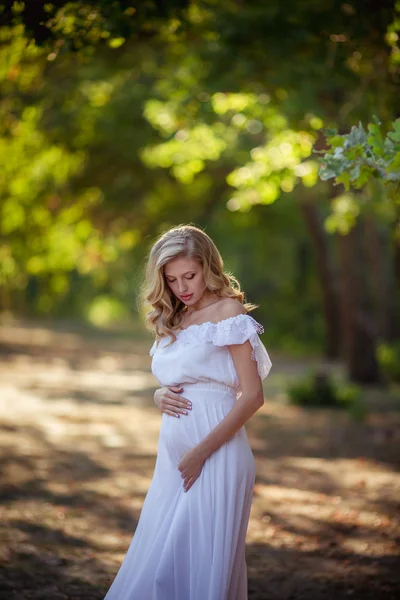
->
[1, 321, 399, 598]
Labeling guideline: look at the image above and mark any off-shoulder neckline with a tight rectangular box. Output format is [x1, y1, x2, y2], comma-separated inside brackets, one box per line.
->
[149, 313, 263, 355]
[176, 312, 253, 335]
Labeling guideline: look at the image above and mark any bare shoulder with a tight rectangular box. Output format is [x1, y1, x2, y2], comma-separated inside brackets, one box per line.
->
[215, 298, 246, 321]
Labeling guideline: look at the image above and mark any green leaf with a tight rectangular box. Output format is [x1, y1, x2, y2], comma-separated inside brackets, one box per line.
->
[367, 122, 384, 155]
[337, 171, 351, 190]
[345, 124, 367, 147]
[349, 163, 361, 181]
[319, 166, 337, 180]
[387, 119, 400, 144]
[326, 135, 344, 149]
[323, 127, 338, 137]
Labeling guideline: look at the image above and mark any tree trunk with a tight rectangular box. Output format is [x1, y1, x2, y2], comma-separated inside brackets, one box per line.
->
[364, 215, 398, 341]
[338, 219, 381, 383]
[393, 234, 400, 338]
[299, 198, 341, 358]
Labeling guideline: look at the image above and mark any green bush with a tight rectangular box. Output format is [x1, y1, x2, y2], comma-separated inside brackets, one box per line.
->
[287, 372, 365, 420]
[377, 341, 400, 383]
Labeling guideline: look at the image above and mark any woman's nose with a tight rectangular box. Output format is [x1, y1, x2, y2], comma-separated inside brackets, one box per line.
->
[178, 280, 188, 293]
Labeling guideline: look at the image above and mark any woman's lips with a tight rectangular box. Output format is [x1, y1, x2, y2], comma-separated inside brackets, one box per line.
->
[181, 293, 193, 301]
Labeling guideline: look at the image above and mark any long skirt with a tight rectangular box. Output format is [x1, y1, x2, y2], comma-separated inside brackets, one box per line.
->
[103, 381, 256, 600]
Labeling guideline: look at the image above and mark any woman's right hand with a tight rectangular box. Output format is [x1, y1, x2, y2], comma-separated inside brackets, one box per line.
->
[154, 386, 192, 418]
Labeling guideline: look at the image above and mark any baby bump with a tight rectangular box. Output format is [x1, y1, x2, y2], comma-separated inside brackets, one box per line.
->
[160, 386, 237, 463]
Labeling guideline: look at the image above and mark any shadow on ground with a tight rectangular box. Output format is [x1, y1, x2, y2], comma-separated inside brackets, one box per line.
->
[0, 318, 399, 599]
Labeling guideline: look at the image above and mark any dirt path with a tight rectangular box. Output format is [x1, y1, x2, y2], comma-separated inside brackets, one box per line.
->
[0, 319, 399, 599]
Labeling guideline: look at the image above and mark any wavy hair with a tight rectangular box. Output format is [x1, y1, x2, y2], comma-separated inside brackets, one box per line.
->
[139, 224, 257, 343]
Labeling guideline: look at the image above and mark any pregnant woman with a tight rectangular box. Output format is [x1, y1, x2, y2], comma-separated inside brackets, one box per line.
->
[104, 224, 272, 600]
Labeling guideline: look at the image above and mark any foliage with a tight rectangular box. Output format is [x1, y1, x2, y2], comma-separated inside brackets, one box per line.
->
[287, 371, 365, 420]
[318, 117, 400, 201]
[0, 0, 189, 49]
[86, 294, 130, 326]
[377, 341, 400, 383]
[386, 0, 400, 67]
[0, 1, 399, 365]
[141, 90, 320, 209]
[317, 117, 400, 237]
[138, 1, 398, 215]
[0, 24, 147, 312]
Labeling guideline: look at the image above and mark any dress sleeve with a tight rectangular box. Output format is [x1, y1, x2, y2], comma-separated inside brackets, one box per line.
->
[211, 314, 272, 380]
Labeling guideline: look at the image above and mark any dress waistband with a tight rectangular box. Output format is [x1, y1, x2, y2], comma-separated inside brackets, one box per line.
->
[179, 381, 238, 397]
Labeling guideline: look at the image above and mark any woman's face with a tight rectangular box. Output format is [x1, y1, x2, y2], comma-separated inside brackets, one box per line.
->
[164, 256, 207, 306]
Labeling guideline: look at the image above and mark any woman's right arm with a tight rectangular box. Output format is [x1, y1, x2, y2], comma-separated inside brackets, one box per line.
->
[154, 386, 192, 417]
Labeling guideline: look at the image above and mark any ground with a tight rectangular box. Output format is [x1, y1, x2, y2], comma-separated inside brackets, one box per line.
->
[0, 318, 399, 600]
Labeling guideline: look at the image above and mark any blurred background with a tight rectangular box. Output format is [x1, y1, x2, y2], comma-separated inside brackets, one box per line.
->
[0, 1, 399, 599]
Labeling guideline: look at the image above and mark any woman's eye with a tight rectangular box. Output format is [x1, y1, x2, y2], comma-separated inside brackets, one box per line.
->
[166, 274, 195, 283]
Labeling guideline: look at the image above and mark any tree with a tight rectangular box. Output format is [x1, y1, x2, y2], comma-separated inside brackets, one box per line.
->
[317, 117, 400, 381]
[0, 1, 189, 48]
[1, 0, 399, 381]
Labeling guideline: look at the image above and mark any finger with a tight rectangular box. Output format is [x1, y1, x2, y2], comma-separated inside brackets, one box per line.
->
[164, 395, 192, 412]
[162, 402, 188, 416]
[166, 392, 192, 410]
[168, 401, 190, 414]
[179, 396, 192, 409]
[184, 473, 194, 486]
[168, 386, 183, 392]
[165, 390, 190, 404]
[184, 476, 196, 492]
[163, 409, 181, 418]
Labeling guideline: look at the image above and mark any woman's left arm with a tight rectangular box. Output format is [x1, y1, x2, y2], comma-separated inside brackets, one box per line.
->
[178, 335, 264, 492]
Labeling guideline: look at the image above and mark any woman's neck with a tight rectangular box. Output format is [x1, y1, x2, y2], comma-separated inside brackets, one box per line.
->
[185, 293, 220, 315]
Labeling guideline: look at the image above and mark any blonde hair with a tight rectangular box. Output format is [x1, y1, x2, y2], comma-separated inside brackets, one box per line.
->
[139, 224, 257, 342]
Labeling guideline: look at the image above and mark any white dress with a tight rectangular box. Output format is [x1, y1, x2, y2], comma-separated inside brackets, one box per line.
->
[104, 313, 272, 600]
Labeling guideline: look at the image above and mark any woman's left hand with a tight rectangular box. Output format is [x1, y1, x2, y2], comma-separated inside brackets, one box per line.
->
[177, 447, 206, 492]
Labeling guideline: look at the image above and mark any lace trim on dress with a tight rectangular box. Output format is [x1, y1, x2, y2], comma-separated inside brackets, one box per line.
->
[149, 313, 272, 379]
[206, 313, 272, 380]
